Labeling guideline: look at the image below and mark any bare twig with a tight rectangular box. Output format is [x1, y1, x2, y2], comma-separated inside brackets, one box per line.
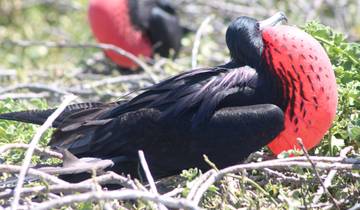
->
[138, 150, 157, 194]
[0, 92, 50, 100]
[38, 159, 113, 175]
[197, 0, 267, 16]
[138, 150, 167, 210]
[0, 83, 70, 95]
[192, 15, 214, 69]
[11, 94, 77, 210]
[298, 202, 333, 209]
[2, 40, 158, 83]
[187, 169, 216, 200]
[276, 156, 359, 163]
[0, 143, 62, 159]
[0, 172, 137, 199]
[0, 83, 93, 96]
[228, 173, 279, 205]
[297, 138, 340, 210]
[22, 0, 81, 11]
[79, 73, 151, 89]
[313, 146, 353, 203]
[0, 165, 68, 185]
[80, 171, 138, 190]
[0, 183, 95, 199]
[0, 68, 16, 78]
[189, 158, 360, 205]
[163, 187, 184, 197]
[1, 154, 359, 209]
[348, 203, 360, 210]
[34, 189, 203, 210]
[263, 168, 301, 182]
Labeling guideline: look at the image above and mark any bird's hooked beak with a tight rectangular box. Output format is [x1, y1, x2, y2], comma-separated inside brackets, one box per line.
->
[259, 12, 288, 31]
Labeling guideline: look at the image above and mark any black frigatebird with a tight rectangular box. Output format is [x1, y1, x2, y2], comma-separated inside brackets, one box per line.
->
[0, 12, 338, 180]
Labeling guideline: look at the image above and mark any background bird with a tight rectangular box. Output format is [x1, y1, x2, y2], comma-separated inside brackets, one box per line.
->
[88, 0, 187, 70]
[0, 12, 337, 180]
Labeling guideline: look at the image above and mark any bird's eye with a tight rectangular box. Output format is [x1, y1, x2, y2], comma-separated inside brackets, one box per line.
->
[256, 22, 260, 30]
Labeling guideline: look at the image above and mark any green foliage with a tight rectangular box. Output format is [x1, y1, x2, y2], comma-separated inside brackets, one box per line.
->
[0, 1, 95, 87]
[304, 22, 360, 155]
[180, 168, 202, 181]
[0, 98, 48, 145]
[0, 99, 54, 164]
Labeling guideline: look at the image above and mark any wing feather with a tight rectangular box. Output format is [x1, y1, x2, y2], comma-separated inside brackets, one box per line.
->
[110, 65, 258, 126]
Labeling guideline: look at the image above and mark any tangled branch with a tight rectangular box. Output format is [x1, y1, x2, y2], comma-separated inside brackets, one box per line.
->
[10, 94, 77, 210]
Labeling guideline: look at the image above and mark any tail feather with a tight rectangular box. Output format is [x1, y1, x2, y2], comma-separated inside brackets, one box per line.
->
[0, 102, 105, 128]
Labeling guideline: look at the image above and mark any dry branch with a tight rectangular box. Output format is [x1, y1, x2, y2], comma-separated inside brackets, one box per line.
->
[80, 172, 138, 189]
[196, 0, 268, 16]
[0, 68, 16, 78]
[0, 83, 70, 95]
[348, 203, 360, 210]
[38, 159, 113, 175]
[0, 165, 68, 185]
[10, 94, 77, 210]
[297, 138, 340, 209]
[78, 73, 151, 89]
[192, 15, 214, 68]
[138, 150, 167, 210]
[163, 187, 184, 197]
[313, 146, 353, 204]
[34, 189, 203, 210]
[1, 152, 359, 209]
[263, 168, 301, 182]
[0, 143, 63, 159]
[0, 183, 95, 199]
[0, 172, 137, 199]
[0, 83, 92, 96]
[0, 92, 50, 100]
[187, 169, 216, 201]
[275, 156, 359, 163]
[138, 150, 157, 194]
[189, 157, 360, 204]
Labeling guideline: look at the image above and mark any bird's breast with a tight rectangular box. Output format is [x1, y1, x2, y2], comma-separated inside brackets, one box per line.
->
[262, 25, 338, 154]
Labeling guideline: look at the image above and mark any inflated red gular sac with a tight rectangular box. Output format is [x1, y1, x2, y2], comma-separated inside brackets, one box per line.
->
[261, 17, 338, 154]
[88, 0, 187, 70]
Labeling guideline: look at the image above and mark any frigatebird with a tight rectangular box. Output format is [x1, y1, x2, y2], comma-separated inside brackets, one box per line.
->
[88, 0, 187, 69]
[0, 12, 338, 180]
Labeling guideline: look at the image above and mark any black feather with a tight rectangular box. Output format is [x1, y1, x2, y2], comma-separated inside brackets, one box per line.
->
[0, 102, 104, 128]
[128, 0, 184, 58]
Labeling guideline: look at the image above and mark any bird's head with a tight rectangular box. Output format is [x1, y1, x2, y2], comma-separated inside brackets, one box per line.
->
[227, 12, 337, 156]
[226, 12, 287, 68]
